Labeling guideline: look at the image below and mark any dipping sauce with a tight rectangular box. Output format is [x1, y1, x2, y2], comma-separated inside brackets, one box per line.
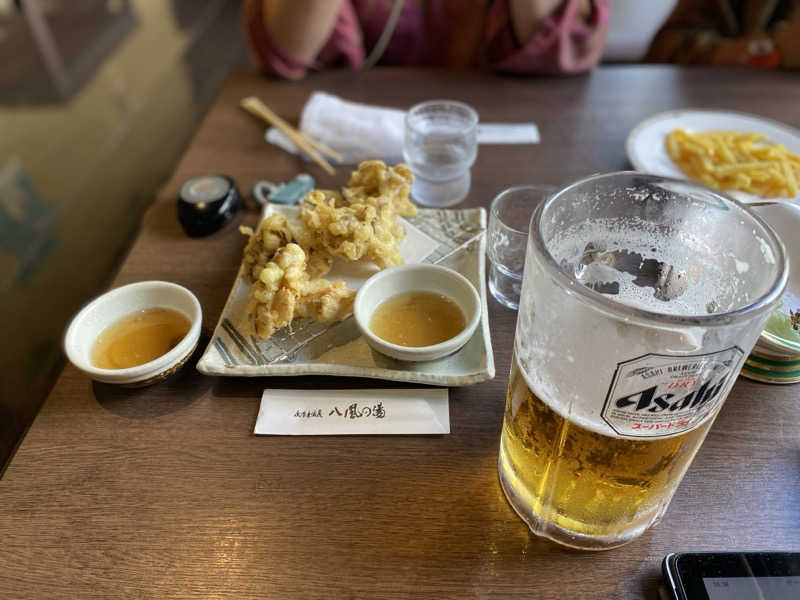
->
[369, 291, 465, 347]
[91, 308, 190, 369]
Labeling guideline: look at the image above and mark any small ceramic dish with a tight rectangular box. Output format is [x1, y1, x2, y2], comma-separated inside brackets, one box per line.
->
[353, 264, 481, 362]
[752, 204, 800, 358]
[740, 346, 800, 385]
[64, 281, 202, 386]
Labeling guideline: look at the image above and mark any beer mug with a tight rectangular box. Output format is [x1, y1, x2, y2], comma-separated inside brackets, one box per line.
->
[498, 172, 787, 550]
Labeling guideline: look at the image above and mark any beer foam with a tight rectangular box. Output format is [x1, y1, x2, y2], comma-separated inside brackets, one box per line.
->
[514, 215, 762, 439]
[546, 217, 753, 317]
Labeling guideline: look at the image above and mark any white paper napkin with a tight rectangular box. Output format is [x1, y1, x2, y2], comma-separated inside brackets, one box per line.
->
[265, 91, 539, 164]
[254, 388, 450, 435]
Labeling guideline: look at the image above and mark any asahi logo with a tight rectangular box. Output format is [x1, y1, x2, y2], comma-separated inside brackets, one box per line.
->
[614, 373, 731, 414]
[601, 347, 745, 438]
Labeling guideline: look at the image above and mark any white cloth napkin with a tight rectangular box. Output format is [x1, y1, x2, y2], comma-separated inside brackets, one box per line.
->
[265, 91, 539, 165]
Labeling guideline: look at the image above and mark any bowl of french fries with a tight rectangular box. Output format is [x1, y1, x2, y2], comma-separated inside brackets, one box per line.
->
[627, 109, 800, 203]
[665, 129, 800, 199]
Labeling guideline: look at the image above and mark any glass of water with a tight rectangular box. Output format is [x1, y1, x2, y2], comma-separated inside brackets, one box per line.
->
[487, 185, 555, 309]
[403, 100, 478, 207]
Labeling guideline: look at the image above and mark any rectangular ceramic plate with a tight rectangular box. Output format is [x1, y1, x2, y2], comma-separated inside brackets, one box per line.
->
[197, 205, 495, 386]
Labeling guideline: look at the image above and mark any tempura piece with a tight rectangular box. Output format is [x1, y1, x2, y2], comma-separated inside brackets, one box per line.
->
[239, 214, 296, 281]
[240, 212, 334, 281]
[246, 243, 308, 339]
[240, 160, 416, 340]
[296, 278, 355, 322]
[306, 247, 334, 279]
[299, 190, 404, 268]
[245, 243, 355, 339]
[343, 160, 417, 217]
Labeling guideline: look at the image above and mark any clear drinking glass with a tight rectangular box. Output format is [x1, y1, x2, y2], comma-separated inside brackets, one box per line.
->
[403, 100, 478, 207]
[498, 172, 787, 550]
[488, 185, 556, 309]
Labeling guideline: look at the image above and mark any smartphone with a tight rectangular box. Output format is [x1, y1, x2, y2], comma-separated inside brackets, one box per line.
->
[663, 552, 800, 600]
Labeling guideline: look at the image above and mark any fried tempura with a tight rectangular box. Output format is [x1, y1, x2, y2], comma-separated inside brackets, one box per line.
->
[343, 160, 417, 217]
[295, 278, 354, 322]
[246, 243, 355, 339]
[299, 190, 404, 269]
[240, 160, 415, 339]
[246, 243, 307, 339]
[241, 213, 334, 281]
[306, 247, 334, 279]
[239, 214, 296, 281]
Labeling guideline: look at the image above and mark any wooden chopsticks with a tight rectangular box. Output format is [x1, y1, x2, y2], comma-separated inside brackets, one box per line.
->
[240, 96, 341, 175]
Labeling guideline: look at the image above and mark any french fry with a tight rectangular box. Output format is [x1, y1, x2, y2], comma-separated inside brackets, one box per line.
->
[717, 140, 735, 163]
[781, 159, 798, 196]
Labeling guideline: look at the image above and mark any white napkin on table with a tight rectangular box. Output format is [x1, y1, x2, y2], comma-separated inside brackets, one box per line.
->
[265, 91, 539, 165]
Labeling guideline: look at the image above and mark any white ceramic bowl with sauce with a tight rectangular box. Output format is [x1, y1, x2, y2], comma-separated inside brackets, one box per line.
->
[354, 264, 481, 362]
[64, 281, 202, 386]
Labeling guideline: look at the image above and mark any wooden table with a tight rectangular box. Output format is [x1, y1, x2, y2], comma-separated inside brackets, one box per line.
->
[2, 67, 798, 599]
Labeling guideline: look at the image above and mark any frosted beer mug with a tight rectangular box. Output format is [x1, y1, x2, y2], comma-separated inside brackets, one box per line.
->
[498, 172, 787, 550]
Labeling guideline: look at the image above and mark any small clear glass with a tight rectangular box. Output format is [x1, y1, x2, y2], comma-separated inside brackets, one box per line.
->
[487, 185, 556, 309]
[499, 172, 787, 550]
[403, 100, 478, 207]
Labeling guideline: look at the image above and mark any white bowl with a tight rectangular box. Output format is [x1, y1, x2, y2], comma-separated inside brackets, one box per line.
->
[64, 281, 202, 386]
[354, 264, 481, 362]
[753, 204, 800, 358]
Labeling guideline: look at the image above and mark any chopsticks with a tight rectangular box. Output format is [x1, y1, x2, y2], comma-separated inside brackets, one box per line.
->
[240, 96, 341, 175]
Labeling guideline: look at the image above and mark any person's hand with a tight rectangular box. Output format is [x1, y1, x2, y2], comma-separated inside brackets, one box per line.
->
[510, 0, 593, 44]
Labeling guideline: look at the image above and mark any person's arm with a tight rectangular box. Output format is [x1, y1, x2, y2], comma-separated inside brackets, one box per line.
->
[243, 0, 364, 79]
[262, 0, 342, 63]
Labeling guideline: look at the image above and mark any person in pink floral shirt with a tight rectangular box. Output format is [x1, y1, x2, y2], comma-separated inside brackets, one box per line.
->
[243, 0, 609, 79]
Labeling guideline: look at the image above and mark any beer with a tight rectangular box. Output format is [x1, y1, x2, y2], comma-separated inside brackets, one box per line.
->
[497, 172, 787, 549]
[500, 354, 714, 544]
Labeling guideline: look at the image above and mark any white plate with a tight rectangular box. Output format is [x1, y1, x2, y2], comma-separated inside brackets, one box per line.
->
[197, 205, 495, 386]
[752, 203, 800, 356]
[626, 109, 800, 205]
